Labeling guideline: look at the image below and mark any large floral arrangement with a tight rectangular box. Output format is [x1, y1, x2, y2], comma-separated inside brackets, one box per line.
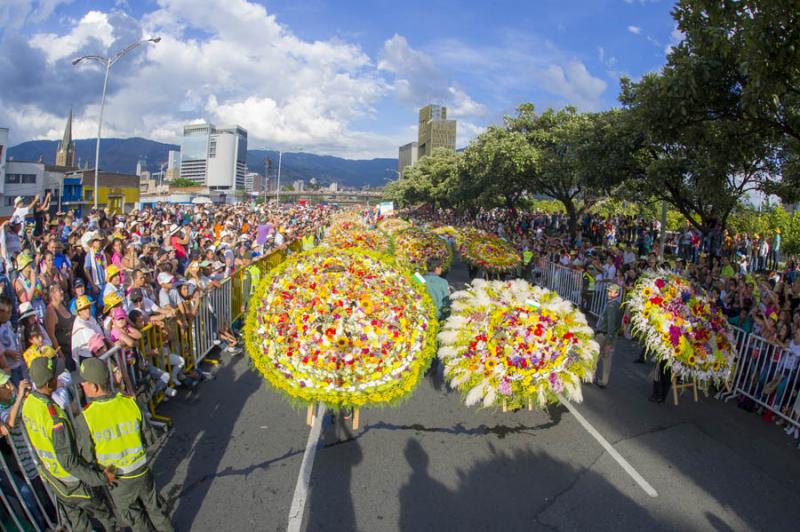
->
[244, 248, 438, 408]
[377, 217, 411, 234]
[393, 228, 453, 273]
[458, 228, 521, 274]
[431, 225, 459, 241]
[326, 225, 392, 254]
[438, 279, 599, 410]
[626, 270, 733, 383]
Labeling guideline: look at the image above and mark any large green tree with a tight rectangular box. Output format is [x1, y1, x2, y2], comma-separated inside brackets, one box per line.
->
[506, 104, 619, 238]
[383, 147, 463, 208]
[459, 125, 536, 210]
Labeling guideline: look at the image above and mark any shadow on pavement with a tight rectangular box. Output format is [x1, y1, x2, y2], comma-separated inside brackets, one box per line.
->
[397, 438, 662, 531]
[306, 418, 363, 532]
[153, 357, 261, 531]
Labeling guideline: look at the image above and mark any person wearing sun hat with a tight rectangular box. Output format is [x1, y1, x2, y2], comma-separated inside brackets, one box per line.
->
[71, 295, 104, 368]
[84, 230, 108, 302]
[20, 357, 119, 532]
[78, 357, 174, 532]
[594, 282, 623, 389]
[102, 263, 128, 312]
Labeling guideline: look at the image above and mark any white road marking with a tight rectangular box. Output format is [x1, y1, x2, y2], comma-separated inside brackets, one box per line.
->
[558, 395, 659, 498]
[287, 403, 327, 532]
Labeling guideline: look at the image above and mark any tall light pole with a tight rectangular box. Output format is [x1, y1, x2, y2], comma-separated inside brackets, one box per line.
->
[73, 36, 160, 209]
[275, 150, 283, 205]
[275, 148, 303, 205]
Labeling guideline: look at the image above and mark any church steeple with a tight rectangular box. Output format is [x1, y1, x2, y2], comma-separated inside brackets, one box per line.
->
[55, 107, 76, 167]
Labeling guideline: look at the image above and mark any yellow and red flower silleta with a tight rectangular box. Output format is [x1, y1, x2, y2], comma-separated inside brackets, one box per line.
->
[244, 248, 438, 408]
[438, 279, 599, 410]
[394, 227, 453, 273]
[458, 228, 521, 274]
[625, 270, 734, 383]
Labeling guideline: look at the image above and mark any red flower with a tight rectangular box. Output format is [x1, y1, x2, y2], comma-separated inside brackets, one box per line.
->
[655, 279, 666, 289]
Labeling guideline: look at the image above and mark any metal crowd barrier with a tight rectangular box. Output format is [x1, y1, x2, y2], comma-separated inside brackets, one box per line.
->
[724, 333, 800, 428]
[536, 260, 583, 306]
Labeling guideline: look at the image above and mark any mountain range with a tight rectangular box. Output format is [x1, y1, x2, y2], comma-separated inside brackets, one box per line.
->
[7, 137, 399, 188]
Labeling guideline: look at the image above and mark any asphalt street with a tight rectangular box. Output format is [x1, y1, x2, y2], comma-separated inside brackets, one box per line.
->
[152, 255, 800, 532]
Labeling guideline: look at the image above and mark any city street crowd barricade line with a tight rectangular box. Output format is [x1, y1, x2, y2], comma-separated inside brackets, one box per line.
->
[0, 235, 312, 532]
[533, 257, 800, 432]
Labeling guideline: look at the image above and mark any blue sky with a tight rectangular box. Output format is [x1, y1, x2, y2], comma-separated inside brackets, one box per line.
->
[0, 0, 680, 158]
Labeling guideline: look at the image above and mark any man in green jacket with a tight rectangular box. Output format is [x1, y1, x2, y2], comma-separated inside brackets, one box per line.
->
[422, 257, 450, 321]
[594, 283, 623, 389]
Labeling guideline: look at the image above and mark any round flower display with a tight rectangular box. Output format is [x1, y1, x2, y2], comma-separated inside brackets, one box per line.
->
[438, 279, 599, 410]
[459, 228, 521, 274]
[244, 248, 438, 408]
[626, 270, 734, 383]
[377, 217, 411, 234]
[394, 227, 453, 273]
[431, 225, 459, 240]
[326, 225, 392, 254]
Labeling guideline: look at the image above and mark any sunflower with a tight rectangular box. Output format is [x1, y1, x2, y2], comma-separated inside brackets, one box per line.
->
[642, 287, 653, 298]
[686, 354, 696, 367]
[335, 336, 351, 350]
[485, 358, 498, 370]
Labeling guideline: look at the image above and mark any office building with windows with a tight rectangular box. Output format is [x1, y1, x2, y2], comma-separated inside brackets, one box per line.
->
[417, 104, 456, 158]
[180, 123, 248, 190]
[398, 142, 418, 178]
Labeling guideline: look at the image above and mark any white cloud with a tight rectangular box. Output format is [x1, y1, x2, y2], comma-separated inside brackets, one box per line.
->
[538, 61, 607, 110]
[664, 24, 684, 55]
[0, 0, 72, 27]
[627, 25, 642, 35]
[7, 0, 402, 158]
[30, 10, 115, 63]
[378, 34, 486, 118]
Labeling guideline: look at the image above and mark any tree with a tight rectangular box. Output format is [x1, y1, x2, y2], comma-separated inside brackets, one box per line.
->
[460, 125, 536, 210]
[617, 69, 777, 233]
[383, 148, 463, 208]
[505, 105, 618, 238]
[171, 178, 198, 188]
[671, 0, 800, 201]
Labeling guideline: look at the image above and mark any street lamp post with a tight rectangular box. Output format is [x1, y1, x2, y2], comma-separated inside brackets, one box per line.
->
[73, 37, 160, 209]
[275, 150, 283, 205]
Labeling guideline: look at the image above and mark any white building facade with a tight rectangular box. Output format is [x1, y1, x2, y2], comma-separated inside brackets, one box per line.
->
[179, 123, 248, 191]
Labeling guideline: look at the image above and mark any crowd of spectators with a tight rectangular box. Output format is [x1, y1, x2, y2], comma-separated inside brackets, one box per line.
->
[0, 197, 332, 528]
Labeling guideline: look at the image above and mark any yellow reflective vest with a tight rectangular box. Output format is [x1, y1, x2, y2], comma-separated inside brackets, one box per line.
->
[302, 234, 315, 251]
[82, 393, 147, 475]
[21, 394, 79, 483]
[583, 272, 596, 292]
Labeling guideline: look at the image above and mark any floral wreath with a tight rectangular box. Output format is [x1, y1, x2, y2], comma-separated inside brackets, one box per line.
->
[244, 247, 438, 408]
[438, 279, 598, 410]
[393, 227, 453, 273]
[325, 224, 393, 255]
[458, 228, 520, 274]
[377, 217, 411, 234]
[625, 270, 734, 383]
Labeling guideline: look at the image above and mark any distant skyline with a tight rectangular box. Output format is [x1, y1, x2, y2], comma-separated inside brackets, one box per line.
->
[0, 0, 679, 159]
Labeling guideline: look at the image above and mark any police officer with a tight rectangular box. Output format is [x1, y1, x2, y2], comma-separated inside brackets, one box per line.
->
[77, 358, 174, 532]
[20, 357, 117, 532]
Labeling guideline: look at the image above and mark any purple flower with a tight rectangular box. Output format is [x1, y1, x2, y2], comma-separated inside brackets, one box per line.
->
[498, 380, 512, 396]
[549, 372, 563, 393]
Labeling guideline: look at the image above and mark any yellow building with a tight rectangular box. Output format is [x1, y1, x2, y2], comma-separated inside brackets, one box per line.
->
[418, 104, 457, 158]
[71, 170, 141, 214]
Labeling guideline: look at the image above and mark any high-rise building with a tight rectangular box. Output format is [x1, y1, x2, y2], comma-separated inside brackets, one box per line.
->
[417, 104, 456, 158]
[179, 122, 248, 190]
[244, 172, 263, 193]
[165, 150, 180, 181]
[55, 108, 76, 167]
[398, 142, 418, 178]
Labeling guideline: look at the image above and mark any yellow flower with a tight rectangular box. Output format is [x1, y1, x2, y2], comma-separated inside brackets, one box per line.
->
[485, 358, 498, 370]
